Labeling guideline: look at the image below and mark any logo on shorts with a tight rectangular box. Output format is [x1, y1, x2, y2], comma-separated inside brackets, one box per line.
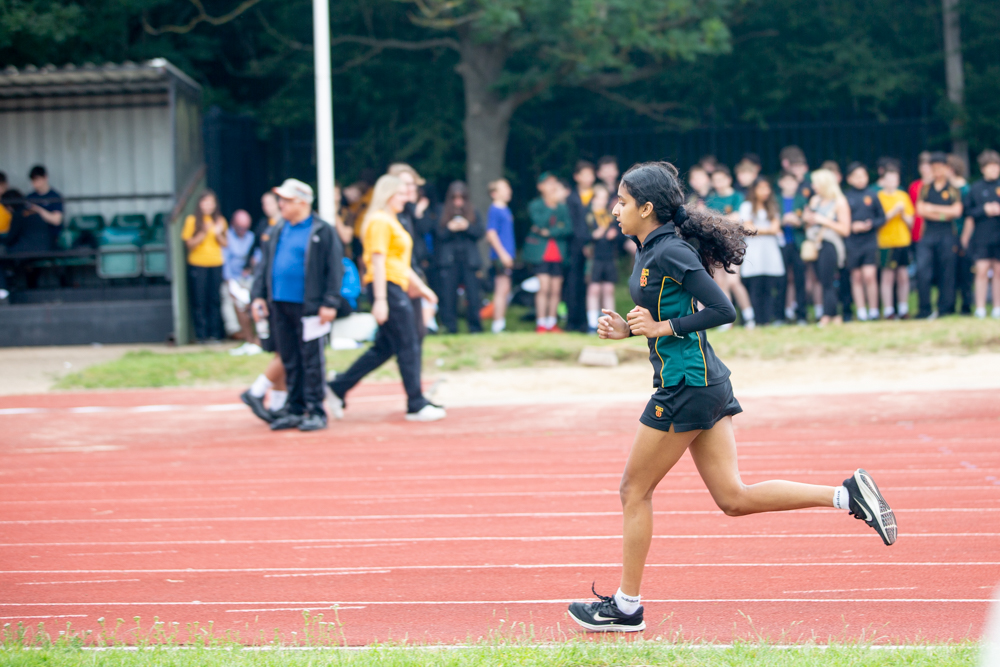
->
[942, 190, 950, 200]
[640, 268, 649, 287]
[864, 196, 872, 206]
[654, 405, 664, 418]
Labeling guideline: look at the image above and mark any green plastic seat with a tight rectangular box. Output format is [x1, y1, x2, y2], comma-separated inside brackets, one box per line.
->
[70, 215, 104, 232]
[142, 244, 167, 276]
[56, 227, 79, 251]
[111, 213, 147, 229]
[152, 212, 170, 228]
[99, 227, 144, 247]
[97, 245, 142, 279]
[145, 223, 167, 245]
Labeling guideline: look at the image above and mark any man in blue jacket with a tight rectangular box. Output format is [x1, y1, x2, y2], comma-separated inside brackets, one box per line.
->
[251, 179, 343, 432]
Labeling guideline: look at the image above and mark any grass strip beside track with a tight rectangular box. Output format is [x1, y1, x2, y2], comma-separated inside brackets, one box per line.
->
[0, 643, 981, 667]
[55, 317, 1000, 389]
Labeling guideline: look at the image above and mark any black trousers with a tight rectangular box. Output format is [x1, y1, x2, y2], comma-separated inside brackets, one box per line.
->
[438, 262, 482, 333]
[813, 241, 840, 318]
[743, 275, 783, 325]
[188, 264, 223, 341]
[272, 300, 327, 418]
[779, 244, 808, 321]
[330, 282, 429, 414]
[916, 227, 957, 317]
[565, 240, 588, 332]
[956, 247, 973, 314]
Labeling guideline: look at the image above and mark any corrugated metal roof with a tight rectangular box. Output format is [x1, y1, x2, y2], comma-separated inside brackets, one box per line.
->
[0, 59, 201, 99]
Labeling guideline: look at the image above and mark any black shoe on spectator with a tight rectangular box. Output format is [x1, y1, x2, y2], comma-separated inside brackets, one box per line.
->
[241, 390, 274, 423]
[298, 414, 327, 431]
[270, 413, 304, 431]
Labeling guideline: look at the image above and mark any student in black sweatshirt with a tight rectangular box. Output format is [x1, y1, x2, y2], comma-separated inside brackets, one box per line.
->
[962, 149, 1000, 319]
[844, 163, 886, 321]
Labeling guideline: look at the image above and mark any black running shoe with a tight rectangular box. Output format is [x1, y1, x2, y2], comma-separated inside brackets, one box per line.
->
[843, 469, 897, 546]
[241, 390, 274, 424]
[298, 414, 327, 432]
[270, 413, 304, 431]
[567, 584, 645, 632]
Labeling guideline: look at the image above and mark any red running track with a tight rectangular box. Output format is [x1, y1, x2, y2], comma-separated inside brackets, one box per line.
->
[1, 385, 998, 644]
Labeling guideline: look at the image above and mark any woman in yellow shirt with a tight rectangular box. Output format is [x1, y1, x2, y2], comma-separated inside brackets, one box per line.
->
[181, 189, 228, 342]
[328, 174, 445, 422]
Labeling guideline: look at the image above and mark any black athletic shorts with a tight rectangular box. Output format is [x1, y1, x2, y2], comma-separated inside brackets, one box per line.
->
[970, 240, 1000, 263]
[639, 378, 743, 433]
[493, 260, 513, 278]
[847, 242, 879, 270]
[534, 262, 564, 277]
[879, 247, 911, 270]
[589, 258, 618, 284]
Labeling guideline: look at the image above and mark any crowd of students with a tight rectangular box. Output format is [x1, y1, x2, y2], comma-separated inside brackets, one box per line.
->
[681, 146, 1000, 325]
[0, 165, 66, 302]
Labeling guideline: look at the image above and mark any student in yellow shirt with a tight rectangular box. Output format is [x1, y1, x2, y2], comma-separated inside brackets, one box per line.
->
[876, 165, 915, 319]
[328, 174, 445, 422]
[0, 171, 10, 237]
[181, 189, 229, 342]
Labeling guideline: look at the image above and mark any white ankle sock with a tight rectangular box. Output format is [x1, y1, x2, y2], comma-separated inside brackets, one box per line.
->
[867, 307, 879, 320]
[993, 307, 1000, 319]
[897, 302, 909, 316]
[976, 307, 987, 319]
[587, 310, 599, 329]
[545, 316, 557, 329]
[832, 486, 851, 511]
[883, 306, 895, 318]
[614, 588, 641, 615]
[741, 306, 755, 322]
[814, 305, 824, 318]
[856, 309, 868, 321]
[250, 374, 272, 398]
[492, 318, 506, 334]
[269, 390, 288, 412]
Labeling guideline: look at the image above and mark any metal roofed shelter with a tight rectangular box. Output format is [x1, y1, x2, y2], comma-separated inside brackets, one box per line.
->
[0, 59, 205, 346]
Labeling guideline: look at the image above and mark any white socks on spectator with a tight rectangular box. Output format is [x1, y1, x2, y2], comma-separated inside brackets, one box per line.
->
[832, 486, 851, 511]
[994, 307, 1000, 319]
[883, 306, 895, 318]
[976, 307, 987, 318]
[536, 316, 557, 329]
[492, 318, 506, 334]
[897, 302, 909, 317]
[614, 588, 641, 615]
[741, 306, 755, 323]
[587, 310, 600, 330]
[249, 374, 272, 398]
[814, 305, 824, 318]
[269, 390, 287, 412]
[867, 307, 879, 320]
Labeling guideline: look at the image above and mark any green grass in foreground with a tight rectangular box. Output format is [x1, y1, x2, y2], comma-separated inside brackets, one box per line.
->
[55, 316, 1000, 390]
[0, 644, 980, 667]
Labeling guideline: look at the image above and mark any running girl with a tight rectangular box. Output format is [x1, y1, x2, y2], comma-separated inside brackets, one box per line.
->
[567, 162, 897, 633]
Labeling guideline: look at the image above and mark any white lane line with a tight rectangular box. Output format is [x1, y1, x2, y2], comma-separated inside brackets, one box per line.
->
[0, 614, 88, 619]
[6, 509, 1000, 526]
[3, 469, 995, 489]
[0, 598, 990, 608]
[5, 561, 1000, 576]
[226, 607, 366, 612]
[264, 571, 391, 578]
[1, 487, 994, 507]
[4, 535, 1000, 550]
[0, 395, 405, 419]
[782, 587, 919, 594]
[17, 579, 140, 586]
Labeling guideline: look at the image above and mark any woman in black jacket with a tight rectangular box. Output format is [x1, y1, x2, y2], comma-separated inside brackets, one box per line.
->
[436, 181, 485, 333]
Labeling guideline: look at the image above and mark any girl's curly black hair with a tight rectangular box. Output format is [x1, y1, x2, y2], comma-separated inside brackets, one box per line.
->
[620, 161, 753, 275]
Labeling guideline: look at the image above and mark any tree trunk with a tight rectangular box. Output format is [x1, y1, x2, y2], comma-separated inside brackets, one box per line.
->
[942, 0, 968, 168]
[455, 32, 515, 216]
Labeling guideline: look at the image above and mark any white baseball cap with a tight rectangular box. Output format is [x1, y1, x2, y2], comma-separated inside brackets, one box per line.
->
[273, 178, 314, 204]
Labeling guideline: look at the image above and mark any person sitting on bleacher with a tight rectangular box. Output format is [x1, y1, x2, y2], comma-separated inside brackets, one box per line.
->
[26, 165, 63, 246]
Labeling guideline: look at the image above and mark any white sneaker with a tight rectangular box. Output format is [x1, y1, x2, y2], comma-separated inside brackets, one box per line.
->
[327, 389, 344, 421]
[229, 342, 255, 356]
[405, 404, 446, 422]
